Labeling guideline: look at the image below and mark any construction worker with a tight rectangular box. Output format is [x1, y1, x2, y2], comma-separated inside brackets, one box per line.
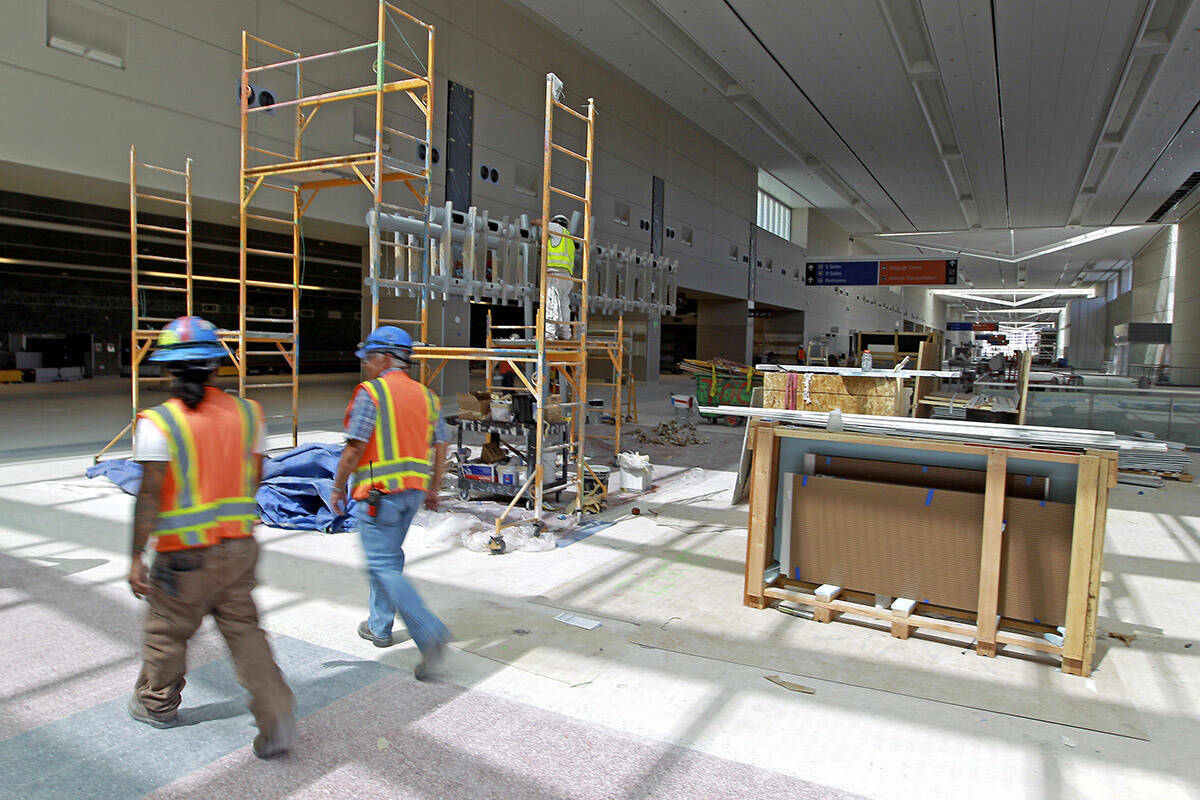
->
[331, 325, 451, 680]
[795, 343, 807, 365]
[127, 316, 295, 759]
[537, 213, 576, 340]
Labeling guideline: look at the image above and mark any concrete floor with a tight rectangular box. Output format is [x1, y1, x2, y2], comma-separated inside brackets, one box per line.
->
[1, 374, 1198, 799]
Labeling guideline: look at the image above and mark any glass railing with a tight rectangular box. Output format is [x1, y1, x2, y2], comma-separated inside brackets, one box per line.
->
[978, 382, 1200, 446]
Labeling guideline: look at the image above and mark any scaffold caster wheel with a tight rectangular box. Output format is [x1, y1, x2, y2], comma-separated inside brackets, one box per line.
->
[486, 534, 507, 555]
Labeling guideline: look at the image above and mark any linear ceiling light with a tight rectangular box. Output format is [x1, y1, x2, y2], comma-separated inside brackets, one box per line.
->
[960, 307, 1066, 314]
[931, 288, 1093, 298]
[877, 226, 1144, 263]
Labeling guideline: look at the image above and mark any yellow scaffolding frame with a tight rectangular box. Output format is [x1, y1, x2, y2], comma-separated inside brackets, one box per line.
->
[239, 1, 435, 434]
[409, 74, 600, 535]
[584, 314, 627, 455]
[95, 147, 195, 461]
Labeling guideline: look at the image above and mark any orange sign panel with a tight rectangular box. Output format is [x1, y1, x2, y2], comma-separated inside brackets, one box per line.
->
[878, 259, 956, 285]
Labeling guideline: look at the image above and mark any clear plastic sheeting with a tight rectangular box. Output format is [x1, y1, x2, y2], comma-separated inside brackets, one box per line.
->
[462, 526, 556, 553]
[617, 451, 651, 471]
[411, 498, 578, 554]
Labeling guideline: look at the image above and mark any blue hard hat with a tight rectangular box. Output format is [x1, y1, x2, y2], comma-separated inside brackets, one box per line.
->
[355, 325, 414, 359]
[147, 316, 227, 363]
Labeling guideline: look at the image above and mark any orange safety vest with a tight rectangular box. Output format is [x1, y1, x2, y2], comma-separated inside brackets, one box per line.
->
[137, 388, 263, 552]
[343, 370, 440, 500]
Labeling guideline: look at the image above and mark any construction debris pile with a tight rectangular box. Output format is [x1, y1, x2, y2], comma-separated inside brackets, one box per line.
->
[633, 420, 709, 447]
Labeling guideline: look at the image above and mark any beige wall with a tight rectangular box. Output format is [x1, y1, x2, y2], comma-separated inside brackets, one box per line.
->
[1130, 226, 1175, 324]
[696, 298, 749, 362]
[1172, 207, 1199, 385]
[1, 0, 947, 358]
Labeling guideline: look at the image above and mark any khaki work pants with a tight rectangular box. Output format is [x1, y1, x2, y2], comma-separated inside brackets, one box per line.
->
[135, 537, 294, 735]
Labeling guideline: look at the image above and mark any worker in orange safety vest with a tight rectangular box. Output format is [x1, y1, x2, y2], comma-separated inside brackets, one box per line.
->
[331, 325, 451, 680]
[127, 316, 295, 759]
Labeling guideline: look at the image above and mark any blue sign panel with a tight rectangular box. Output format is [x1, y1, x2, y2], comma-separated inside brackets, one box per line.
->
[946, 322, 974, 331]
[804, 260, 879, 286]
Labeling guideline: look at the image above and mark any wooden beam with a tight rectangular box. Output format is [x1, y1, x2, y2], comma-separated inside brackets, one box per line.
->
[974, 450, 1008, 658]
[1081, 451, 1114, 674]
[1061, 455, 1101, 674]
[769, 426, 1082, 464]
[1016, 349, 1033, 425]
[745, 423, 780, 609]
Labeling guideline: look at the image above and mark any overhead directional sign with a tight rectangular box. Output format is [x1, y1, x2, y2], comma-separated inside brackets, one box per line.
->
[946, 321, 973, 331]
[805, 258, 957, 286]
[879, 259, 957, 285]
[804, 260, 879, 286]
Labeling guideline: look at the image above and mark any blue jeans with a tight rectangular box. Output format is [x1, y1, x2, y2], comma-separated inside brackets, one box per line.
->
[355, 489, 449, 653]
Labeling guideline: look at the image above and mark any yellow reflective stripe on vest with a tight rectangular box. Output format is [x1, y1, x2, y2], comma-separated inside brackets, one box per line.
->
[424, 385, 439, 427]
[139, 408, 187, 509]
[230, 396, 258, 498]
[154, 497, 258, 533]
[352, 457, 430, 482]
[363, 379, 398, 463]
[141, 405, 197, 509]
[547, 237, 575, 274]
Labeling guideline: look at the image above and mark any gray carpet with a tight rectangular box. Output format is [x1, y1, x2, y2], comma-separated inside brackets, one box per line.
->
[1, 552, 860, 800]
[148, 670, 862, 800]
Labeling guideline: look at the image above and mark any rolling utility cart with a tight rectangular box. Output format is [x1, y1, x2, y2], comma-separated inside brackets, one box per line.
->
[694, 370, 760, 427]
[449, 416, 571, 509]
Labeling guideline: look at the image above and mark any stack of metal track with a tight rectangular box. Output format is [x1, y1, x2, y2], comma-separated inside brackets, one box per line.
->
[700, 404, 1169, 454]
[1117, 441, 1191, 474]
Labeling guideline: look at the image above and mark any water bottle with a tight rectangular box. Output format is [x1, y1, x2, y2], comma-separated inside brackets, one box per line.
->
[861, 350, 872, 372]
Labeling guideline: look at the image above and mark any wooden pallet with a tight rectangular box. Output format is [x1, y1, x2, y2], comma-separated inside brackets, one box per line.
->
[1122, 469, 1193, 482]
[744, 422, 1116, 677]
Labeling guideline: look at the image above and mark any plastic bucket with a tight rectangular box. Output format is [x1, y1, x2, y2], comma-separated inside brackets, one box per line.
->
[582, 464, 610, 497]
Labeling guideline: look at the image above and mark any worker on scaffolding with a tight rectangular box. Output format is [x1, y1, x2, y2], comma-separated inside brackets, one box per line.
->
[126, 316, 296, 759]
[331, 325, 451, 680]
[534, 213, 577, 340]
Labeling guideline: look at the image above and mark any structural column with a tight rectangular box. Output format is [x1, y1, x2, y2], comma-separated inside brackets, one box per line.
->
[696, 298, 750, 363]
[1171, 208, 1200, 385]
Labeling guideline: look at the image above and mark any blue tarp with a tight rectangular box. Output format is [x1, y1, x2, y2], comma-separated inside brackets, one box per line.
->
[85, 459, 143, 495]
[258, 444, 357, 532]
[87, 443, 357, 533]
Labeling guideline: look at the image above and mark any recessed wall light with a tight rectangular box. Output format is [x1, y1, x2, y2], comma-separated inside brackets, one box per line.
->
[48, 35, 86, 55]
[86, 48, 123, 68]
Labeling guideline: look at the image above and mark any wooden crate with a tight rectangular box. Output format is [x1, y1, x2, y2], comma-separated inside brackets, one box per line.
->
[744, 422, 1116, 676]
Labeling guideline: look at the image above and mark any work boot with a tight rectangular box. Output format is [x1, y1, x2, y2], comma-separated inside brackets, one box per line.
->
[253, 713, 296, 759]
[414, 641, 446, 681]
[357, 620, 393, 648]
[128, 694, 178, 729]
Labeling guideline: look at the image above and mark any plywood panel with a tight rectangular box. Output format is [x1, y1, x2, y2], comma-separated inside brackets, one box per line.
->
[789, 475, 1074, 625]
[764, 372, 897, 415]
